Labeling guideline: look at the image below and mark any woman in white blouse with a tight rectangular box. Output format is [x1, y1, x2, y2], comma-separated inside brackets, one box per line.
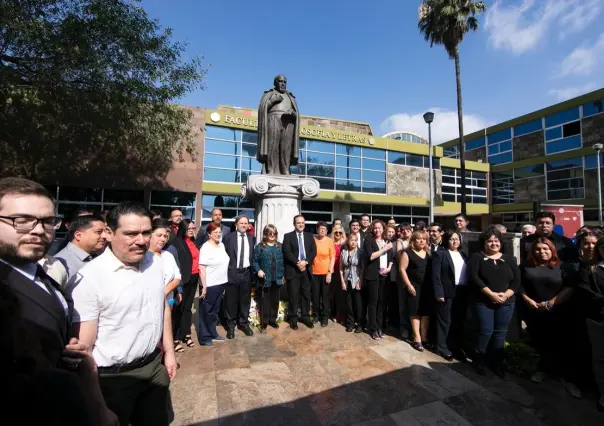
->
[198, 222, 230, 347]
[150, 219, 183, 351]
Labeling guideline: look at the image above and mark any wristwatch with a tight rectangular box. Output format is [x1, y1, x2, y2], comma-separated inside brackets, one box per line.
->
[545, 301, 553, 311]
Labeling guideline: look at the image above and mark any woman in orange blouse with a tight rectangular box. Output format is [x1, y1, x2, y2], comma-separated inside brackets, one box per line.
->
[312, 221, 335, 327]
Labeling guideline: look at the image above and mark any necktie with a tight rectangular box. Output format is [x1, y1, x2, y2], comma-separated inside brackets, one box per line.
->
[238, 233, 245, 269]
[298, 233, 306, 261]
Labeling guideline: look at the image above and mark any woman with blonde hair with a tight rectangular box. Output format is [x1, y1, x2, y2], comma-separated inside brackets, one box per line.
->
[253, 224, 285, 333]
[331, 224, 347, 323]
[399, 229, 432, 351]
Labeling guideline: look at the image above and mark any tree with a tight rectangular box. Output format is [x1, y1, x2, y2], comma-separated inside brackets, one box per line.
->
[0, 0, 206, 186]
[418, 0, 486, 215]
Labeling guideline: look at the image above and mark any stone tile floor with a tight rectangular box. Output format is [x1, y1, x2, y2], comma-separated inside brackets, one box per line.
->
[170, 323, 603, 426]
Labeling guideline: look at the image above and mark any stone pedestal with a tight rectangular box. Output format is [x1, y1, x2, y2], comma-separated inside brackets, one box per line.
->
[242, 175, 320, 242]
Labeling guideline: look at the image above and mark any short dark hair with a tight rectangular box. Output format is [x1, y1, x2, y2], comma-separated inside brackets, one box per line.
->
[535, 211, 556, 223]
[414, 220, 426, 230]
[349, 219, 360, 227]
[68, 206, 95, 222]
[361, 214, 370, 220]
[399, 222, 412, 231]
[429, 222, 442, 231]
[0, 177, 54, 207]
[479, 226, 503, 248]
[106, 202, 152, 232]
[454, 213, 468, 221]
[69, 215, 105, 241]
[442, 229, 462, 249]
[235, 214, 249, 224]
[150, 209, 162, 218]
[293, 214, 305, 225]
[333, 218, 342, 224]
[316, 221, 328, 231]
[152, 218, 172, 231]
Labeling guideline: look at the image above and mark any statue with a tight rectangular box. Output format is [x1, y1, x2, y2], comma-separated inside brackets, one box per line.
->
[257, 75, 300, 175]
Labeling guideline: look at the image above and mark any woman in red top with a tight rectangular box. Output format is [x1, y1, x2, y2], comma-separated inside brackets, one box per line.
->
[331, 224, 347, 323]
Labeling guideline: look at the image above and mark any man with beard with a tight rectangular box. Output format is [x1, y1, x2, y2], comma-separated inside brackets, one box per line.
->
[0, 177, 116, 425]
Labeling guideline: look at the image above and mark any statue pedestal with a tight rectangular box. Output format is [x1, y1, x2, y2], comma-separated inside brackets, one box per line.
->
[242, 175, 320, 242]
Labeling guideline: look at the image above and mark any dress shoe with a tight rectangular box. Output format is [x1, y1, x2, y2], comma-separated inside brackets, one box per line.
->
[438, 351, 454, 361]
[354, 325, 363, 334]
[422, 341, 435, 351]
[301, 319, 314, 329]
[239, 325, 254, 337]
[312, 317, 320, 324]
[320, 319, 328, 327]
[259, 325, 268, 334]
[268, 321, 279, 329]
[290, 321, 299, 330]
[345, 326, 353, 332]
[226, 329, 235, 340]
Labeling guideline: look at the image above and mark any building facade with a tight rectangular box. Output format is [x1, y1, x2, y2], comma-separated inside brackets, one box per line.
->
[441, 88, 604, 231]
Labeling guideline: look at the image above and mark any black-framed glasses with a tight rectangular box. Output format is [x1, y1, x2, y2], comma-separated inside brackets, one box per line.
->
[0, 215, 61, 232]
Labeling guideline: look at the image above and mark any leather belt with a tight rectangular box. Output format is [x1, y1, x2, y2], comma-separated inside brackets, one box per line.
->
[98, 348, 160, 374]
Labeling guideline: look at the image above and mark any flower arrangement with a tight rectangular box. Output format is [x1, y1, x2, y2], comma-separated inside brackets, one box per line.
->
[248, 287, 289, 327]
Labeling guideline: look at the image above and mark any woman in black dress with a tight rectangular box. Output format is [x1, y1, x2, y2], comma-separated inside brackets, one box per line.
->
[520, 237, 581, 398]
[399, 229, 431, 351]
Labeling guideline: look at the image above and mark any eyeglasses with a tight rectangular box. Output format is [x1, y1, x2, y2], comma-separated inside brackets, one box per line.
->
[0, 215, 61, 232]
[334, 232, 342, 235]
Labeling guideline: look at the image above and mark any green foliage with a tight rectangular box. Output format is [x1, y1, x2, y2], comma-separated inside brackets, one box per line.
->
[0, 0, 206, 184]
[505, 340, 540, 377]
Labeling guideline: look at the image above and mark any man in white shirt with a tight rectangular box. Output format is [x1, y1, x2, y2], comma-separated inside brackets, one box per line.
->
[69, 202, 177, 426]
[222, 215, 255, 339]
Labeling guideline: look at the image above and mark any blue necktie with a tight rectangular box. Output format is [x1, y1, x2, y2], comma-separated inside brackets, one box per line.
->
[298, 233, 306, 261]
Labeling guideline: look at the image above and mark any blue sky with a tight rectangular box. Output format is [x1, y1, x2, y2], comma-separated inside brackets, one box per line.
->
[141, 0, 604, 143]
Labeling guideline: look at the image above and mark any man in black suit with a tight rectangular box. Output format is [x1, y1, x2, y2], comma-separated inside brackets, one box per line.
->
[282, 214, 316, 329]
[196, 208, 231, 247]
[222, 215, 255, 339]
[428, 222, 444, 253]
[520, 211, 577, 265]
[0, 177, 115, 424]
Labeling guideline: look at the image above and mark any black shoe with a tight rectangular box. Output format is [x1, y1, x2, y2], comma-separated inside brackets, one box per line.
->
[473, 354, 487, 376]
[321, 319, 328, 327]
[259, 325, 268, 334]
[302, 319, 314, 329]
[290, 321, 299, 330]
[492, 364, 506, 379]
[312, 317, 320, 324]
[268, 320, 279, 329]
[371, 331, 380, 340]
[354, 325, 363, 334]
[227, 329, 235, 340]
[378, 330, 384, 338]
[411, 342, 424, 352]
[239, 325, 254, 337]
[345, 326, 354, 332]
[438, 351, 454, 361]
[422, 341, 435, 351]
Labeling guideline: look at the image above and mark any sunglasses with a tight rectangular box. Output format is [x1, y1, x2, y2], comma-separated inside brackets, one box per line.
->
[334, 232, 342, 235]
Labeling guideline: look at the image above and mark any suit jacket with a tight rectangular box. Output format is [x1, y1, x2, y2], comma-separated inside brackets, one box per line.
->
[282, 230, 317, 279]
[363, 237, 394, 281]
[0, 262, 70, 367]
[431, 249, 468, 300]
[520, 232, 577, 265]
[168, 235, 192, 283]
[195, 223, 231, 248]
[223, 231, 256, 283]
[577, 263, 604, 321]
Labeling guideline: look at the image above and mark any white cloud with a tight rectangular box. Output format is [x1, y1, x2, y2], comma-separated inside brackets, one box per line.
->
[380, 108, 492, 145]
[548, 83, 599, 102]
[558, 33, 604, 77]
[485, 0, 602, 55]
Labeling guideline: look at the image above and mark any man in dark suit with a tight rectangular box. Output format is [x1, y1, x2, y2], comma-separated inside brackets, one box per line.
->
[195, 208, 230, 247]
[520, 211, 577, 265]
[282, 215, 316, 329]
[428, 222, 444, 253]
[0, 177, 116, 424]
[222, 215, 255, 338]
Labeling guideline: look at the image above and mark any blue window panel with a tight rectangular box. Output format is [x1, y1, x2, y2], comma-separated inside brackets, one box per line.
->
[205, 139, 240, 155]
[306, 152, 335, 165]
[204, 154, 239, 169]
[388, 151, 406, 165]
[515, 164, 544, 179]
[405, 154, 424, 168]
[487, 128, 512, 144]
[363, 158, 386, 171]
[545, 135, 582, 154]
[423, 157, 440, 168]
[204, 168, 239, 183]
[336, 144, 361, 156]
[240, 157, 262, 172]
[547, 157, 583, 169]
[336, 155, 360, 168]
[545, 107, 580, 127]
[241, 143, 257, 158]
[242, 131, 257, 144]
[299, 139, 307, 149]
[583, 100, 604, 118]
[336, 168, 361, 180]
[584, 154, 604, 170]
[315, 177, 335, 190]
[307, 164, 335, 178]
[487, 144, 500, 155]
[362, 181, 386, 194]
[514, 119, 543, 137]
[488, 152, 513, 165]
[362, 147, 386, 160]
[500, 140, 512, 152]
[290, 164, 306, 175]
[363, 170, 386, 182]
[206, 126, 237, 141]
[335, 180, 362, 192]
[545, 126, 562, 141]
[307, 139, 334, 153]
[465, 136, 486, 150]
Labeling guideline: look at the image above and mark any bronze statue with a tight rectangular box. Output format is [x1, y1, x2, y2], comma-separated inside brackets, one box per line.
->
[257, 75, 300, 175]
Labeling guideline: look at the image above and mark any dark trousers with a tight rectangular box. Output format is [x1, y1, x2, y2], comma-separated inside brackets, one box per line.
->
[198, 284, 224, 344]
[173, 273, 198, 341]
[367, 275, 386, 332]
[99, 352, 170, 426]
[474, 301, 515, 354]
[344, 280, 362, 327]
[286, 271, 311, 322]
[397, 276, 412, 339]
[435, 298, 453, 354]
[261, 284, 281, 325]
[586, 318, 604, 395]
[311, 274, 331, 321]
[448, 285, 469, 353]
[224, 268, 252, 329]
[330, 275, 346, 322]
[384, 278, 398, 328]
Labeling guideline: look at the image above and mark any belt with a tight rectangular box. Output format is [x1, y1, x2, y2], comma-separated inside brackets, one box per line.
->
[236, 267, 250, 272]
[98, 348, 160, 374]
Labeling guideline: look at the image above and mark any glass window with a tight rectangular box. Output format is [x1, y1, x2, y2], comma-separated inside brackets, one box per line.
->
[583, 100, 604, 118]
[242, 131, 257, 144]
[514, 164, 544, 179]
[306, 152, 335, 165]
[350, 203, 366, 214]
[545, 107, 580, 128]
[241, 144, 257, 157]
[514, 119, 542, 137]
[546, 135, 582, 154]
[205, 139, 240, 155]
[301, 201, 333, 212]
[336, 155, 361, 168]
[362, 181, 386, 194]
[307, 164, 335, 178]
[336, 168, 361, 180]
[585, 153, 604, 170]
[307, 140, 334, 153]
[206, 125, 237, 141]
[388, 151, 406, 165]
[362, 147, 385, 160]
[240, 157, 262, 171]
[299, 150, 307, 163]
[290, 164, 306, 175]
[548, 157, 583, 169]
[363, 170, 386, 182]
[487, 128, 512, 144]
[545, 127, 562, 141]
[405, 154, 424, 168]
[363, 158, 386, 171]
[563, 121, 581, 138]
[488, 144, 500, 155]
[58, 187, 102, 202]
[488, 151, 513, 165]
[335, 180, 362, 191]
[499, 140, 512, 152]
[336, 144, 361, 156]
[547, 188, 584, 201]
[204, 153, 239, 169]
[152, 191, 196, 206]
[393, 206, 412, 215]
[201, 194, 238, 208]
[465, 136, 485, 150]
[104, 189, 144, 204]
[314, 177, 335, 190]
[204, 168, 239, 182]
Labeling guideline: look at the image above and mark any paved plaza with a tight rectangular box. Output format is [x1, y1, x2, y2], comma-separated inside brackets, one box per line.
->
[170, 322, 602, 426]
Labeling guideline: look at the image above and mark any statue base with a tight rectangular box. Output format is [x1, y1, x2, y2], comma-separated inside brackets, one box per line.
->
[242, 175, 320, 242]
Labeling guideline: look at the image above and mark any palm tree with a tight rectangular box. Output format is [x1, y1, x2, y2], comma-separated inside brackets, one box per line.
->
[418, 0, 486, 215]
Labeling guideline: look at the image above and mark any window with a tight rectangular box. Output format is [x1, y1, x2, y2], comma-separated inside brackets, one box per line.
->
[583, 100, 604, 118]
[514, 119, 542, 137]
[545, 107, 580, 128]
[349, 203, 428, 225]
[492, 172, 514, 204]
[301, 201, 333, 224]
[204, 126, 261, 184]
[585, 153, 604, 170]
[151, 191, 196, 222]
[386, 151, 439, 169]
[201, 194, 252, 228]
[441, 168, 488, 204]
[546, 159, 584, 201]
[563, 121, 580, 137]
[514, 164, 544, 180]
[487, 128, 513, 165]
[443, 145, 459, 159]
[465, 136, 485, 151]
[544, 109, 582, 155]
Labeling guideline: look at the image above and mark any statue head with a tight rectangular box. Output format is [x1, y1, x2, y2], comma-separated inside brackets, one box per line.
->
[273, 75, 287, 93]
